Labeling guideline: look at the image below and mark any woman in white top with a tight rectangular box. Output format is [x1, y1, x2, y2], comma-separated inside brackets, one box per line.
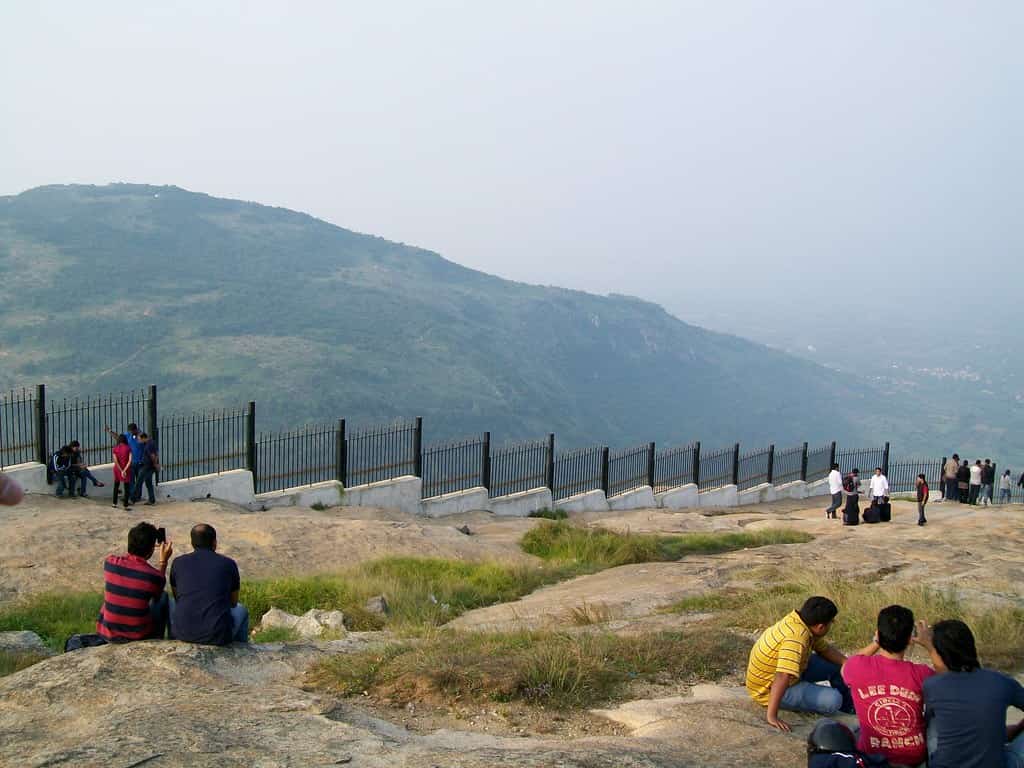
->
[999, 470, 1013, 504]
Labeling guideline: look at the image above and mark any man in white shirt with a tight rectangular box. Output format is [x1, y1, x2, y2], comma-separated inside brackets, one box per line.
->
[968, 460, 983, 505]
[869, 467, 889, 505]
[825, 463, 843, 519]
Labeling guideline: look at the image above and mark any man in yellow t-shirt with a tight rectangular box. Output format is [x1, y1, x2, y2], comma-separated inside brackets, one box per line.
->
[746, 596, 853, 731]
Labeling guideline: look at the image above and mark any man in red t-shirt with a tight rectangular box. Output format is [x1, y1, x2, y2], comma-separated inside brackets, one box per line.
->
[842, 605, 934, 767]
[97, 522, 173, 641]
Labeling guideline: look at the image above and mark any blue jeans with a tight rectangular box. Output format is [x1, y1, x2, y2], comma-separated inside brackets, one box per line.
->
[148, 592, 169, 639]
[826, 492, 842, 516]
[73, 468, 102, 495]
[132, 465, 156, 503]
[168, 598, 249, 644]
[1000, 488, 1012, 504]
[54, 470, 74, 496]
[780, 654, 853, 715]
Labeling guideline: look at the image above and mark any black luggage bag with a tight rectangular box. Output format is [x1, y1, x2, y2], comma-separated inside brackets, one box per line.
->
[843, 496, 860, 525]
[878, 500, 891, 522]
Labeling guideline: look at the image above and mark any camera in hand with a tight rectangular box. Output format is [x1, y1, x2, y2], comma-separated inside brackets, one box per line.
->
[156, 527, 166, 544]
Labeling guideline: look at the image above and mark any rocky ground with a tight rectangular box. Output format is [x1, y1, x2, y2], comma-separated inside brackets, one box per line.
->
[1, 492, 1022, 767]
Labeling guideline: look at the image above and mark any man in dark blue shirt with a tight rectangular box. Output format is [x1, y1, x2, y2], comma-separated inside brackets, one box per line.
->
[919, 619, 1024, 768]
[169, 524, 248, 645]
[132, 432, 160, 505]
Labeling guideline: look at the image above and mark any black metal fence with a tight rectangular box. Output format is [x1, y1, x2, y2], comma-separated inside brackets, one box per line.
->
[553, 445, 606, 501]
[806, 443, 833, 482]
[0, 388, 37, 469]
[489, 437, 551, 499]
[653, 443, 695, 493]
[772, 444, 805, 486]
[737, 445, 772, 491]
[255, 423, 338, 494]
[346, 419, 419, 488]
[698, 445, 735, 491]
[887, 458, 943, 495]
[421, 434, 487, 499]
[159, 407, 249, 482]
[608, 443, 652, 497]
[48, 388, 152, 469]
[836, 445, 887, 476]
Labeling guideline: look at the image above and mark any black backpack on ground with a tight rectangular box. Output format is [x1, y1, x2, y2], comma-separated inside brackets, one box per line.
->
[807, 719, 891, 768]
[64, 633, 108, 652]
[862, 504, 881, 524]
[878, 500, 891, 522]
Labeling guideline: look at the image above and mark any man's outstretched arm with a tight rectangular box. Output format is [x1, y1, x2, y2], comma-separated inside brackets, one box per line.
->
[766, 672, 794, 732]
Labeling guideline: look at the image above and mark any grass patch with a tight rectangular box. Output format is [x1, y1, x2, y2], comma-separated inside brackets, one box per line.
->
[521, 521, 812, 570]
[250, 626, 301, 643]
[241, 556, 574, 633]
[0, 592, 102, 651]
[0, 650, 49, 677]
[528, 507, 568, 520]
[671, 571, 1024, 672]
[306, 626, 749, 710]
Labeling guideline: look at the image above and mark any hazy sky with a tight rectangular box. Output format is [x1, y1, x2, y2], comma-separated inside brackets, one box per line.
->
[2, 1, 1021, 335]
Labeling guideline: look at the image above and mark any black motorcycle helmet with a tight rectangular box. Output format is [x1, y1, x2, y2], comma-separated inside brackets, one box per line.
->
[807, 718, 857, 753]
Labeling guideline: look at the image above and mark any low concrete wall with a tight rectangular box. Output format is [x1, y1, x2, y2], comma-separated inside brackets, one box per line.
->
[1, 462, 49, 494]
[489, 487, 552, 517]
[420, 486, 490, 518]
[806, 478, 831, 497]
[656, 483, 699, 510]
[608, 486, 657, 511]
[737, 482, 777, 505]
[342, 476, 422, 517]
[558, 489, 610, 514]
[698, 484, 738, 508]
[257, 480, 346, 510]
[774, 480, 808, 500]
[158, 469, 255, 505]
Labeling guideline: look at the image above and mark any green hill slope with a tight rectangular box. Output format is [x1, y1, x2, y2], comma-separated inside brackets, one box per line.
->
[0, 183, 890, 448]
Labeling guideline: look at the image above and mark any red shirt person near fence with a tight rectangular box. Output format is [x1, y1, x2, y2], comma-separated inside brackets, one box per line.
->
[112, 436, 133, 509]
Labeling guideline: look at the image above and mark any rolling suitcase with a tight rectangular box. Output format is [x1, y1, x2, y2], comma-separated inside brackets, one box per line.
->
[843, 497, 860, 525]
[878, 501, 892, 522]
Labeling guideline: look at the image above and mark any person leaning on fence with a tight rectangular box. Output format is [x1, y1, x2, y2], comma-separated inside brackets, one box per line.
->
[97, 522, 173, 642]
[940, 453, 959, 502]
[825, 462, 843, 519]
[68, 440, 105, 497]
[969, 460, 983, 505]
[980, 459, 995, 506]
[957, 461, 970, 503]
[746, 596, 854, 731]
[131, 432, 160, 506]
[999, 470, 1013, 504]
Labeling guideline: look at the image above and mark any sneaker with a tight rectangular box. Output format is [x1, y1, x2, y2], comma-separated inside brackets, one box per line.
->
[144, 501, 155, 506]
[94, 481, 106, 488]
[80, 493, 89, 498]
[112, 503, 118, 508]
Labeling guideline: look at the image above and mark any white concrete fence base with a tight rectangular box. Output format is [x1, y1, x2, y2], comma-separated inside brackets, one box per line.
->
[5, 459, 840, 518]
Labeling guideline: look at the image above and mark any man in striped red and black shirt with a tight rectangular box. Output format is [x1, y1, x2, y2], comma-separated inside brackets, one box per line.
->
[97, 522, 173, 641]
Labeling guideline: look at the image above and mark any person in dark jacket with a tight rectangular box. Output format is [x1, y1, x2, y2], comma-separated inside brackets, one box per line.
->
[50, 445, 75, 497]
[957, 461, 971, 503]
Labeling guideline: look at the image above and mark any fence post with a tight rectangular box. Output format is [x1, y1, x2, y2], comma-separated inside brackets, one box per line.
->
[546, 433, 555, 493]
[732, 443, 740, 486]
[883, 441, 890, 476]
[481, 431, 491, 492]
[147, 384, 158, 437]
[647, 441, 656, 490]
[991, 462, 997, 504]
[766, 444, 775, 485]
[35, 384, 48, 470]
[413, 417, 423, 478]
[600, 446, 609, 497]
[245, 401, 256, 485]
[692, 441, 701, 489]
[800, 442, 808, 482]
[829, 441, 837, 469]
[336, 419, 347, 486]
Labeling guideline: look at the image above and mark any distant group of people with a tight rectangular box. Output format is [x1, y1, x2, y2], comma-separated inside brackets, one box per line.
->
[938, 454, 1021, 506]
[825, 464, 919, 526]
[49, 422, 161, 509]
[96, 521, 249, 646]
[749, 597, 1024, 768]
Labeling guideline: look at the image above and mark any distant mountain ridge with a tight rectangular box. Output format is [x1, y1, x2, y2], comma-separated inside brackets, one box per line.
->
[0, 183, 895, 448]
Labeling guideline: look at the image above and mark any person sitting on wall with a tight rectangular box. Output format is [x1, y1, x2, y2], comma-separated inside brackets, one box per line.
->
[170, 524, 249, 645]
[50, 445, 76, 497]
[68, 440, 105, 497]
[746, 595, 854, 731]
[97, 522, 172, 641]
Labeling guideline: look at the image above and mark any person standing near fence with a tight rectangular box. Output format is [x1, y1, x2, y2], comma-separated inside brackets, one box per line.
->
[111, 434, 133, 510]
[106, 423, 145, 502]
[825, 462, 843, 519]
[916, 473, 929, 526]
[869, 466, 889, 506]
[942, 454, 960, 502]
[957, 460, 970, 503]
[969, 460, 983, 505]
[979, 459, 994, 506]
[999, 470, 1012, 504]
[132, 432, 160, 506]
